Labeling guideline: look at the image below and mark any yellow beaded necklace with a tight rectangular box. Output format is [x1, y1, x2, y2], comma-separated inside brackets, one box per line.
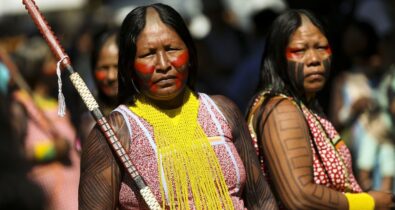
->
[130, 89, 233, 210]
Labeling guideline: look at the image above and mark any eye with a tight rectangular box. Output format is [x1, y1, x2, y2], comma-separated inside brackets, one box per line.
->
[317, 45, 329, 50]
[139, 49, 156, 58]
[165, 45, 179, 52]
[96, 65, 110, 71]
[288, 48, 305, 54]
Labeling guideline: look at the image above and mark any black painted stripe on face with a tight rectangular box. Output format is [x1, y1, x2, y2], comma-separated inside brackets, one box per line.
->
[287, 60, 305, 94]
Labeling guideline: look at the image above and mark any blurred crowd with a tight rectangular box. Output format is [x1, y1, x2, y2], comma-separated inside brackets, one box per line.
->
[1, 0, 395, 209]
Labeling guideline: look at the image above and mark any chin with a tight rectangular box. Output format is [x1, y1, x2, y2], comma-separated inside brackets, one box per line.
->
[150, 87, 184, 100]
[305, 82, 325, 92]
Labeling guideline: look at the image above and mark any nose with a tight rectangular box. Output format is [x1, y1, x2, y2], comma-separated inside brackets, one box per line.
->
[306, 49, 320, 67]
[108, 66, 117, 80]
[156, 51, 171, 72]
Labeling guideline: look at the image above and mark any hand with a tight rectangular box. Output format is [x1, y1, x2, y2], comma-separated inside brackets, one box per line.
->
[368, 191, 394, 210]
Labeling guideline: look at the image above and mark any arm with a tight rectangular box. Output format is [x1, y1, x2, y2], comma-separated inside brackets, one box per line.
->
[78, 112, 129, 210]
[211, 95, 278, 210]
[260, 97, 349, 209]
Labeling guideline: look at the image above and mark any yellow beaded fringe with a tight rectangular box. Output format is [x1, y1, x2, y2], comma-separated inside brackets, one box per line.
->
[130, 89, 234, 210]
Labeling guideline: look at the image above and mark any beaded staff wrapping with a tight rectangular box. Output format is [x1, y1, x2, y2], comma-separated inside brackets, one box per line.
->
[21, 1, 161, 209]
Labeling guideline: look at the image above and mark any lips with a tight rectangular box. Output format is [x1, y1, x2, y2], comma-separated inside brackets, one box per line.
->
[154, 75, 177, 84]
[305, 70, 325, 78]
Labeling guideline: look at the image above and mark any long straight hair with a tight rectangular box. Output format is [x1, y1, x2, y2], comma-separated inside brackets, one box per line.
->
[118, 3, 198, 105]
[257, 9, 328, 106]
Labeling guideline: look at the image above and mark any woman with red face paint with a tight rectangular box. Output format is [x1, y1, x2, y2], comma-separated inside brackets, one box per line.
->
[246, 9, 395, 210]
[78, 29, 119, 143]
[78, 3, 277, 210]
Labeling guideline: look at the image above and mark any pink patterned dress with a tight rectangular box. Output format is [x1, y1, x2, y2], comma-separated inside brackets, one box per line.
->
[114, 93, 246, 210]
[247, 93, 362, 200]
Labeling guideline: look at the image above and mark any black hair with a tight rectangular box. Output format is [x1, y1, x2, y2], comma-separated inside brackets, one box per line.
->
[90, 27, 119, 105]
[118, 3, 198, 105]
[257, 9, 328, 107]
[90, 28, 119, 77]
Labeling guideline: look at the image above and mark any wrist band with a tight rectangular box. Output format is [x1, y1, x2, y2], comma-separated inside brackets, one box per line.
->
[345, 193, 375, 210]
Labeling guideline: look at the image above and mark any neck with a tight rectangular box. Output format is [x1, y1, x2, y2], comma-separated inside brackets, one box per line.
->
[142, 89, 187, 110]
[306, 94, 314, 102]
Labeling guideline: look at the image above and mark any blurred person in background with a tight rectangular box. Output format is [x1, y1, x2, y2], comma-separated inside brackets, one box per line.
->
[329, 20, 394, 192]
[78, 28, 119, 143]
[246, 9, 394, 209]
[11, 37, 80, 210]
[193, 0, 249, 96]
[226, 8, 280, 113]
[0, 49, 46, 210]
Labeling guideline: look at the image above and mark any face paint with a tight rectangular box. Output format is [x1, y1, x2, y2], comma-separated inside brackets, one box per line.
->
[287, 60, 305, 93]
[95, 71, 107, 81]
[286, 48, 304, 60]
[134, 61, 156, 91]
[170, 51, 189, 68]
[325, 46, 332, 55]
[134, 62, 155, 75]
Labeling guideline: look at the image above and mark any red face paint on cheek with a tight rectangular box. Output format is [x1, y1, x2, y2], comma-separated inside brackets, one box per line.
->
[170, 51, 189, 68]
[286, 48, 301, 60]
[175, 69, 188, 90]
[325, 46, 332, 55]
[134, 61, 155, 75]
[149, 81, 158, 93]
[95, 71, 107, 81]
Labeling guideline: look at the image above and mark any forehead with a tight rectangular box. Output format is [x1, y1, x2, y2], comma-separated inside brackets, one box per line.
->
[288, 16, 327, 45]
[135, 7, 183, 46]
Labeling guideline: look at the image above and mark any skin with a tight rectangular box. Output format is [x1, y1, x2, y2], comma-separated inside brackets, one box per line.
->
[133, 8, 189, 109]
[95, 36, 119, 98]
[79, 7, 277, 209]
[253, 16, 394, 209]
[285, 16, 331, 101]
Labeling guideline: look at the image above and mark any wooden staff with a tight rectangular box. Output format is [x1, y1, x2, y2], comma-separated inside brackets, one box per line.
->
[21, 1, 161, 209]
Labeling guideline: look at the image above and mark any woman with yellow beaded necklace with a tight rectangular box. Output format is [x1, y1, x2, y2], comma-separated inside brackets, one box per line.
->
[78, 3, 277, 210]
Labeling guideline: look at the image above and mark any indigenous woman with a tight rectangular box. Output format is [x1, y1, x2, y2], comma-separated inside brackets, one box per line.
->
[79, 29, 119, 142]
[246, 9, 394, 210]
[78, 3, 277, 210]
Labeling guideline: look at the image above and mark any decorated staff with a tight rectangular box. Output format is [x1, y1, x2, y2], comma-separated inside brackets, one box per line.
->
[21, 0, 161, 209]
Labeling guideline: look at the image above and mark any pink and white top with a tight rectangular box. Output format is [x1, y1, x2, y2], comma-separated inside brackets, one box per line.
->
[114, 93, 247, 210]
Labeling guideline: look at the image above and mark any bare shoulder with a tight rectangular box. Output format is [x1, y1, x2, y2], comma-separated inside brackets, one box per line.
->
[261, 96, 301, 118]
[209, 94, 241, 117]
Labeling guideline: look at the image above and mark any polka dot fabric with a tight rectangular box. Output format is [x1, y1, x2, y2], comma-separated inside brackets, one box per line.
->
[301, 104, 362, 193]
[115, 93, 246, 210]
